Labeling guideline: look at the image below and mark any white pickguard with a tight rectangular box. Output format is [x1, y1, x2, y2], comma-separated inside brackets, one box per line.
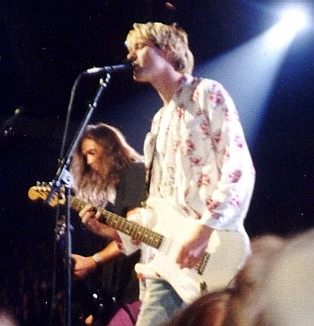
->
[134, 196, 250, 304]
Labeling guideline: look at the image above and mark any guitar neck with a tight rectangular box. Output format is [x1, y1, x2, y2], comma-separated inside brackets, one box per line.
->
[71, 196, 163, 249]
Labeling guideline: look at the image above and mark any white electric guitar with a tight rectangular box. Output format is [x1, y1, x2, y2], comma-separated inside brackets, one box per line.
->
[28, 184, 250, 304]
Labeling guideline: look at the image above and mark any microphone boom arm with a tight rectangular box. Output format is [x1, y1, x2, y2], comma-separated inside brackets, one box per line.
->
[47, 72, 111, 326]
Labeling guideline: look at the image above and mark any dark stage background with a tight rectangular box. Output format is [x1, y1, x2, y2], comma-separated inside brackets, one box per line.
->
[0, 1, 313, 324]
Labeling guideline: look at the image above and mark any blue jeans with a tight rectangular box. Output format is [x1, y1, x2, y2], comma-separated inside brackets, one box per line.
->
[136, 279, 184, 326]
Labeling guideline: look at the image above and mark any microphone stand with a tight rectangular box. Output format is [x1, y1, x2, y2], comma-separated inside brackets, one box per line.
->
[48, 73, 111, 326]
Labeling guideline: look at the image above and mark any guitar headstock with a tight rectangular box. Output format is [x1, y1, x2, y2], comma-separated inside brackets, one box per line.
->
[28, 182, 66, 207]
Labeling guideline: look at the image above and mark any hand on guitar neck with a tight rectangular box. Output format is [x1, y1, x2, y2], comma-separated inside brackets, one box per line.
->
[79, 203, 120, 241]
[79, 201, 213, 270]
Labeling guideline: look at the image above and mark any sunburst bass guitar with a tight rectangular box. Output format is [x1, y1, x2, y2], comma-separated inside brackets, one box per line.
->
[28, 184, 250, 304]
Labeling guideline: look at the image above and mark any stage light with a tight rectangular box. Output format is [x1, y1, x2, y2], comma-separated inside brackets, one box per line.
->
[195, 5, 312, 147]
[279, 7, 310, 34]
[266, 6, 310, 50]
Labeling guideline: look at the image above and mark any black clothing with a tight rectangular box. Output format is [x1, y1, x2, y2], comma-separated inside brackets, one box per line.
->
[102, 161, 146, 304]
[73, 162, 146, 324]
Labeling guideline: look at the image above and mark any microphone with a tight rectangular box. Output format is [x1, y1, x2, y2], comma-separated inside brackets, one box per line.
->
[82, 61, 133, 76]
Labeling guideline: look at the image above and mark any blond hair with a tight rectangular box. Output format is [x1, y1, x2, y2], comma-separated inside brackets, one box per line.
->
[126, 22, 194, 74]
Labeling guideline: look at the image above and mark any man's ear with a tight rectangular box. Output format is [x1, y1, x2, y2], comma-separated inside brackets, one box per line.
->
[160, 48, 173, 64]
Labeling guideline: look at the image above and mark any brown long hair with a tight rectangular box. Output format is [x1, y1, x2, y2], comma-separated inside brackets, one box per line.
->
[70, 123, 143, 206]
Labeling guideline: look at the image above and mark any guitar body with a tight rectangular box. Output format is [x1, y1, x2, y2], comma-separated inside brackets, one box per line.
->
[134, 196, 250, 304]
[28, 185, 250, 304]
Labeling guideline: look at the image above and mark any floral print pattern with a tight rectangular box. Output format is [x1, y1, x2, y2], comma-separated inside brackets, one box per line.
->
[144, 74, 255, 230]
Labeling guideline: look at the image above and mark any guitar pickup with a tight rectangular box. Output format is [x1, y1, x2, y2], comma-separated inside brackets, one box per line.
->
[197, 252, 211, 275]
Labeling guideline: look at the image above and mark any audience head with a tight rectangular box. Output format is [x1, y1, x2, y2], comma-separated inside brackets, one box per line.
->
[167, 229, 314, 326]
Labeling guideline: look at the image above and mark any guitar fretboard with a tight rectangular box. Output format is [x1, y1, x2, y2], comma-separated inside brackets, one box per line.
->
[71, 197, 163, 249]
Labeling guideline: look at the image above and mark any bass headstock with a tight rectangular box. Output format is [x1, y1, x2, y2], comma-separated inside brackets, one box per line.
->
[28, 182, 66, 207]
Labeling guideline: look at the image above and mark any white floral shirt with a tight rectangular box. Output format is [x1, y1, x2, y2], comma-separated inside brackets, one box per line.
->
[119, 75, 255, 293]
[144, 74, 255, 231]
